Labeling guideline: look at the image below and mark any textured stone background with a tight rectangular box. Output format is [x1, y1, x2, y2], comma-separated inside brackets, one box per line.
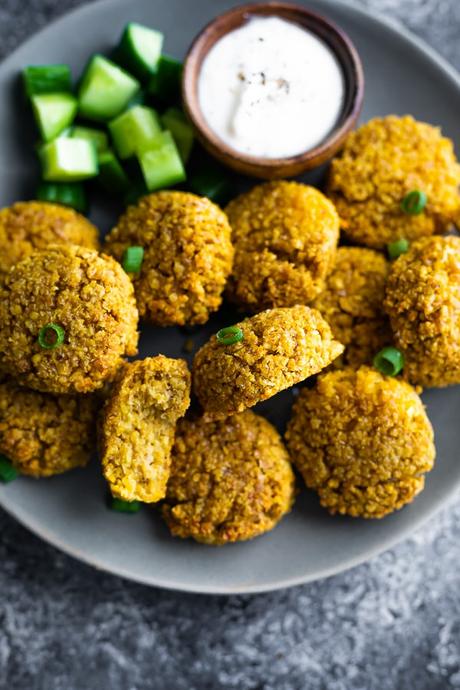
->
[1, 1, 460, 688]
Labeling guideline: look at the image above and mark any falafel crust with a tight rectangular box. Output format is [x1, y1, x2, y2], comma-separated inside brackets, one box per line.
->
[286, 367, 435, 518]
[0, 201, 100, 276]
[100, 356, 191, 503]
[104, 191, 234, 326]
[313, 247, 392, 367]
[162, 411, 295, 545]
[0, 377, 97, 477]
[193, 305, 344, 419]
[384, 235, 460, 387]
[0, 245, 139, 394]
[225, 181, 340, 312]
[327, 116, 460, 248]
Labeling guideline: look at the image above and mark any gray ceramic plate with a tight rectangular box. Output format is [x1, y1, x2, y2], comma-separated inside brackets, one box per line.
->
[0, 0, 459, 595]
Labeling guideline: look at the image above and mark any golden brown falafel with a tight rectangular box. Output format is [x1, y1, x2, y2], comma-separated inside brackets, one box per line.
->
[100, 356, 191, 503]
[327, 116, 460, 248]
[104, 191, 234, 326]
[0, 377, 97, 477]
[162, 410, 295, 545]
[193, 305, 344, 419]
[384, 235, 460, 387]
[0, 245, 139, 394]
[286, 367, 435, 518]
[0, 201, 100, 276]
[225, 181, 340, 312]
[313, 247, 392, 367]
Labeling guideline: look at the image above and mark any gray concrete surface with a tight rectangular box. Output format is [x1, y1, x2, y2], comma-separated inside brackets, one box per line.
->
[1, 1, 460, 688]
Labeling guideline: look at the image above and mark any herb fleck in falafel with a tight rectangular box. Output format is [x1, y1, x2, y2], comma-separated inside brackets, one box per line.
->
[314, 247, 392, 367]
[104, 191, 234, 326]
[0, 201, 99, 276]
[225, 181, 340, 312]
[384, 235, 460, 387]
[162, 410, 295, 545]
[100, 356, 191, 503]
[193, 305, 344, 419]
[327, 115, 460, 248]
[0, 245, 139, 394]
[285, 367, 435, 518]
[0, 377, 97, 477]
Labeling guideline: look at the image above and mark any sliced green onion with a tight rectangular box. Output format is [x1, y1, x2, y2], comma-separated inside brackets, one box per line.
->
[373, 346, 404, 377]
[387, 238, 410, 260]
[401, 190, 427, 215]
[0, 455, 19, 483]
[38, 323, 65, 350]
[216, 326, 244, 346]
[122, 246, 144, 273]
[110, 497, 141, 513]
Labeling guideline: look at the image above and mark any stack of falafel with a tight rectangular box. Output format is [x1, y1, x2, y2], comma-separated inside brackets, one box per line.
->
[1, 114, 459, 544]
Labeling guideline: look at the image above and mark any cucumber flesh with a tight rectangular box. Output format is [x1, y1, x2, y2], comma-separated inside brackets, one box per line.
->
[116, 23, 163, 82]
[39, 138, 99, 182]
[98, 150, 131, 194]
[23, 65, 72, 96]
[71, 125, 109, 153]
[138, 130, 186, 191]
[31, 93, 78, 142]
[109, 105, 162, 159]
[78, 55, 140, 121]
[36, 181, 87, 213]
[148, 55, 183, 104]
[161, 107, 194, 163]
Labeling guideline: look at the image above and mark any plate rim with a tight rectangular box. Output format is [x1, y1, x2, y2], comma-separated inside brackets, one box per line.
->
[1, 0, 460, 595]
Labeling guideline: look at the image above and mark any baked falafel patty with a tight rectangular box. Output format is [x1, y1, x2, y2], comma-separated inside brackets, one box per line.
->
[193, 305, 344, 419]
[0, 245, 139, 394]
[286, 367, 435, 518]
[0, 201, 100, 276]
[104, 191, 234, 326]
[384, 235, 460, 388]
[100, 356, 191, 503]
[162, 410, 295, 545]
[327, 115, 460, 248]
[225, 181, 340, 312]
[0, 377, 97, 477]
[313, 247, 392, 367]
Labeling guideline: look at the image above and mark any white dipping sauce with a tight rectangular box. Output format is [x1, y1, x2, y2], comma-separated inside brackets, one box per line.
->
[198, 16, 345, 159]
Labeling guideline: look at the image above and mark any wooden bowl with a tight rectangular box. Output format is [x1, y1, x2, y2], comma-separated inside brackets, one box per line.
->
[182, 1, 364, 179]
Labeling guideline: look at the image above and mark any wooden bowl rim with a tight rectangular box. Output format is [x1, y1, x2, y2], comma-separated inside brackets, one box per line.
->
[182, 1, 365, 171]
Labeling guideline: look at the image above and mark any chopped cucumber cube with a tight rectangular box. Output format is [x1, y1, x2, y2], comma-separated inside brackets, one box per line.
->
[116, 22, 164, 81]
[71, 125, 109, 153]
[36, 181, 87, 213]
[78, 55, 140, 121]
[31, 93, 78, 142]
[109, 105, 162, 159]
[161, 107, 194, 163]
[138, 130, 186, 191]
[23, 64, 72, 96]
[98, 149, 131, 194]
[148, 55, 183, 103]
[39, 138, 98, 182]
